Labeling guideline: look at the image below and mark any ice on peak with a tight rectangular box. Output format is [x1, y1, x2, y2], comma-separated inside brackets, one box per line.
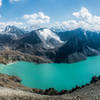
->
[39, 28, 63, 43]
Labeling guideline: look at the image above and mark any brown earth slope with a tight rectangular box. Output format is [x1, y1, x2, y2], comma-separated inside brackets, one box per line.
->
[0, 73, 100, 100]
[0, 50, 52, 64]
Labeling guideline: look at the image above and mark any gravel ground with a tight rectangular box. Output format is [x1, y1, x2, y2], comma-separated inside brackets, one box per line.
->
[0, 73, 99, 100]
[0, 80, 100, 100]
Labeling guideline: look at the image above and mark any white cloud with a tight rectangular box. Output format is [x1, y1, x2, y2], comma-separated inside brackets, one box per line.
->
[73, 7, 92, 19]
[0, 0, 2, 7]
[23, 12, 50, 25]
[1, 7, 100, 32]
[0, 12, 50, 31]
[9, 0, 21, 3]
[0, 21, 23, 31]
[72, 7, 100, 25]
[0, 0, 21, 7]
[56, 7, 100, 31]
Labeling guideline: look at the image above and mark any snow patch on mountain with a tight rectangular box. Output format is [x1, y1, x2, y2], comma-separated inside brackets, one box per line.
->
[38, 29, 63, 43]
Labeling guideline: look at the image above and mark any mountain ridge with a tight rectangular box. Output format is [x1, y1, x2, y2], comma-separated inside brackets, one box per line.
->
[0, 25, 100, 64]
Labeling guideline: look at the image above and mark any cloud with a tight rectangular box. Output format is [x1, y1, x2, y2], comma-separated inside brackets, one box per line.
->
[1, 7, 100, 32]
[72, 7, 92, 19]
[23, 12, 50, 25]
[0, 0, 2, 7]
[0, 21, 23, 26]
[0, 21, 23, 31]
[56, 7, 100, 31]
[0, 0, 21, 7]
[9, 0, 21, 3]
[0, 12, 50, 31]
[72, 7, 100, 24]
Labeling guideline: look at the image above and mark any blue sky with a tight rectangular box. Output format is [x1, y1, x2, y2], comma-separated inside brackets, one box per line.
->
[0, 0, 100, 22]
[0, 0, 100, 31]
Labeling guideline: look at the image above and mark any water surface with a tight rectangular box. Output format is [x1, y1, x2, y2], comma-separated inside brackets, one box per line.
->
[0, 56, 100, 91]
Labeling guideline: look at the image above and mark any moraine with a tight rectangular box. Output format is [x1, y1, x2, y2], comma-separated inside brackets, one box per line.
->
[0, 55, 100, 91]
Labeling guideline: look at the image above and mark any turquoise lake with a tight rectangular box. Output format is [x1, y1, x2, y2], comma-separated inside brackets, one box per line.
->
[0, 56, 100, 91]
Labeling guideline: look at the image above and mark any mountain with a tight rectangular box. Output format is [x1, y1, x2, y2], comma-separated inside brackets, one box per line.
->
[55, 36, 86, 63]
[1, 25, 27, 40]
[12, 31, 45, 55]
[37, 28, 64, 48]
[11, 29, 62, 60]
[55, 28, 83, 41]
[55, 28, 100, 63]
[0, 26, 100, 64]
[12, 28, 64, 49]
[0, 26, 64, 61]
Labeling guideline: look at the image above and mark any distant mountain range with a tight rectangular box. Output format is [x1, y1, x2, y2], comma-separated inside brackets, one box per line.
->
[0, 26, 100, 64]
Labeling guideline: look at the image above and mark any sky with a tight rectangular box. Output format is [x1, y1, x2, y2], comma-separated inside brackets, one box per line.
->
[0, 0, 100, 31]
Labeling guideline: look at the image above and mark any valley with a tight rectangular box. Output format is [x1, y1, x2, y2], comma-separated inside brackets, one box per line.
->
[1, 1, 100, 99]
[0, 25, 100, 99]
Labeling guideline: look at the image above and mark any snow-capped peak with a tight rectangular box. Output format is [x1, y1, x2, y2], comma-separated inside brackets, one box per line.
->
[38, 28, 63, 43]
[4, 25, 24, 34]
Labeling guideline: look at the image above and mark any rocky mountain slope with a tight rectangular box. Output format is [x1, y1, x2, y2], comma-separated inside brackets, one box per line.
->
[0, 26, 100, 64]
[0, 50, 51, 64]
[55, 28, 100, 63]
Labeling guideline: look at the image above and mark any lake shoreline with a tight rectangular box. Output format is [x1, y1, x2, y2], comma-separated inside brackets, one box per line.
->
[0, 57, 100, 95]
[0, 72, 100, 99]
[28, 76, 100, 95]
[0, 73, 100, 100]
[1, 49, 100, 65]
[0, 72, 99, 96]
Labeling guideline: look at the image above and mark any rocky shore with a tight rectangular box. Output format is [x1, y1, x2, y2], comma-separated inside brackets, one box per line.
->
[27, 76, 100, 95]
[0, 73, 100, 100]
